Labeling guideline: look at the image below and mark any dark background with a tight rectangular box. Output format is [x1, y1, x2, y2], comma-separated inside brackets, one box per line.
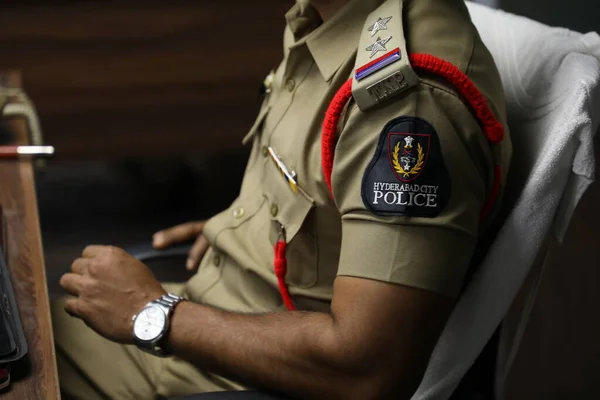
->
[503, 0, 599, 34]
[0, 0, 290, 291]
[0, 1, 597, 399]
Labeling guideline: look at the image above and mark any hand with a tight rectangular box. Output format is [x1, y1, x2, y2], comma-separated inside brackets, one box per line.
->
[152, 221, 209, 271]
[60, 245, 166, 344]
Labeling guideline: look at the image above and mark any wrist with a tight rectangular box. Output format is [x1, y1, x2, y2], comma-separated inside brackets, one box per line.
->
[132, 293, 185, 357]
[161, 299, 193, 354]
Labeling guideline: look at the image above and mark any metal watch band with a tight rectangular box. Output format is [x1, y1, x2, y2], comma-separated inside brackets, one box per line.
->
[134, 293, 184, 357]
[153, 293, 184, 310]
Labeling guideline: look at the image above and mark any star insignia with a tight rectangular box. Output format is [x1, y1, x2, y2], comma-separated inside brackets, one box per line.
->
[366, 36, 392, 58]
[368, 16, 392, 37]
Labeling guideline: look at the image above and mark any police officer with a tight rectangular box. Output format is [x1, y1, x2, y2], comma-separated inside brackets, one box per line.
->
[53, 0, 511, 398]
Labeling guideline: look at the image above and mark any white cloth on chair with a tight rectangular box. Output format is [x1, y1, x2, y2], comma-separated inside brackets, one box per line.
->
[411, 3, 600, 400]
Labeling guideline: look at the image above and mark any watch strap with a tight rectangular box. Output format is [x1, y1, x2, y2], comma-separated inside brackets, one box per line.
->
[134, 293, 184, 357]
[152, 293, 184, 313]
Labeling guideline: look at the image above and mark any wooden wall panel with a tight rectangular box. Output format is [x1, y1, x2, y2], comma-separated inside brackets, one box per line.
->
[0, 1, 289, 160]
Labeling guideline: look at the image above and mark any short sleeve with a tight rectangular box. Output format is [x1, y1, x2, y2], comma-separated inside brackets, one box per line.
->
[331, 83, 495, 298]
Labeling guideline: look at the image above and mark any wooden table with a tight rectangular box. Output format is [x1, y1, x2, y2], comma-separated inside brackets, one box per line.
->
[0, 73, 60, 399]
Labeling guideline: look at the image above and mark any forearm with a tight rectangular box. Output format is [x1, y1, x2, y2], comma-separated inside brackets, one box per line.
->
[167, 301, 378, 400]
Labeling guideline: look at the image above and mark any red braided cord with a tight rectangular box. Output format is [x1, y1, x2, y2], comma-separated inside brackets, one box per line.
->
[320, 54, 504, 217]
[322, 79, 353, 196]
[409, 53, 504, 218]
[409, 53, 505, 144]
[274, 240, 296, 311]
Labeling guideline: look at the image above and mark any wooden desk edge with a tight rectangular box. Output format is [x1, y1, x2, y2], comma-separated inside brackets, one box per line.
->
[20, 159, 61, 399]
[2, 111, 61, 398]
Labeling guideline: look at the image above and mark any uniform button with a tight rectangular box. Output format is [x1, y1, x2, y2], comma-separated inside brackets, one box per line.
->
[270, 203, 279, 217]
[213, 254, 221, 266]
[262, 146, 269, 157]
[285, 78, 295, 92]
[233, 207, 245, 219]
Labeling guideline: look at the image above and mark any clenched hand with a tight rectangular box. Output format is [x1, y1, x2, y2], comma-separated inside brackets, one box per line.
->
[152, 221, 209, 271]
[60, 245, 166, 344]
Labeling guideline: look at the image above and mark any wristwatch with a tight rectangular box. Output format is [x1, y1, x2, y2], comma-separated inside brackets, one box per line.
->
[132, 293, 184, 357]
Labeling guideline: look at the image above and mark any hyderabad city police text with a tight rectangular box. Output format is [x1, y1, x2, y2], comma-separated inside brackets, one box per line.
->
[372, 182, 439, 207]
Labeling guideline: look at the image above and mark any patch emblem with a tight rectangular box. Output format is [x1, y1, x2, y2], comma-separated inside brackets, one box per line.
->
[361, 117, 450, 217]
[390, 133, 429, 182]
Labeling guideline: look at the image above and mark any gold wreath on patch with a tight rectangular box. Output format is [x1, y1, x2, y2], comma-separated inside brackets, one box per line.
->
[392, 142, 424, 178]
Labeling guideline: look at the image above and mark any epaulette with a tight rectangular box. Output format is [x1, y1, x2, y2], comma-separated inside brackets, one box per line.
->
[351, 0, 419, 111]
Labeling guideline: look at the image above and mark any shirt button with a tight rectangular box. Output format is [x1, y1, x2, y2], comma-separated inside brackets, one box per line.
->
[285, 78, 295, 92]
[270, 203, 279, 217]
[213, 254, 221, 266]
[262, 146, 269, 157]
[233, 207, 245, 219]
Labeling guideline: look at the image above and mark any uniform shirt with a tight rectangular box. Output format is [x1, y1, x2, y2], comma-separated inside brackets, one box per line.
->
[184, 0, 512, 311]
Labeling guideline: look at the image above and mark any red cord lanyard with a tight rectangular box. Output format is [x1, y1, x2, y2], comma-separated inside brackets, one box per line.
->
[273, 224, 296, 311]
[321, 54, 505, 219]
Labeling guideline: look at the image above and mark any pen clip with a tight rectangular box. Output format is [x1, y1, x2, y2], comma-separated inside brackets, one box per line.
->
[267, 146, 298, 193]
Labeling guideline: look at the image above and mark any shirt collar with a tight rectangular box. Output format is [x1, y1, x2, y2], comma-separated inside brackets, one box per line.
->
[285, 0, 383, 82]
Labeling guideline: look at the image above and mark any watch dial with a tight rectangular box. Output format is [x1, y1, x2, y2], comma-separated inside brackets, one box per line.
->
[133, 306, 167, 341]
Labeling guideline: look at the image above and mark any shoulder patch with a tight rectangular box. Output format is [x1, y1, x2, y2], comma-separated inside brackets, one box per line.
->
[361, 117, 450, 217]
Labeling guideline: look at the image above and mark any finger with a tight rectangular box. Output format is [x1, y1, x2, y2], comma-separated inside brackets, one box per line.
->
[153, 221, 204, 249]
[59, 273, 86, 297]
[64, 298, 83, 319]
[82, 245, 105, 258]
[186, 235, 209, 271]
[71, 258, 90, 275]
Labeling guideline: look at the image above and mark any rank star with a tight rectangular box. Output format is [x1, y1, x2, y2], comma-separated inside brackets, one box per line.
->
[366, 36, 392, 58]
[368, 16, 392, 37]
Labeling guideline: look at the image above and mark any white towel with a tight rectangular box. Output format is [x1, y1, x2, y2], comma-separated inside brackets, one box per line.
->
[411, 4, 600, 400]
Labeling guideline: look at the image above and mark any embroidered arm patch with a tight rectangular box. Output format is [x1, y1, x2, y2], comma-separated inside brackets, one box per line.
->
[361, 117, 450, 217]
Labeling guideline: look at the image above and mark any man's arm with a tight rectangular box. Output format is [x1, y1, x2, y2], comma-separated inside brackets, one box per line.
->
[168, 276, 452, 400]
[60, 246, 453, 400]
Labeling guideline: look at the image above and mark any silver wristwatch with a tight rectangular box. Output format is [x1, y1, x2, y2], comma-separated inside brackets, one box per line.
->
[132, 293, 184, 357]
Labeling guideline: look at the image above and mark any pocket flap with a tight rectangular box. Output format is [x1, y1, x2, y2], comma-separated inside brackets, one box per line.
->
[262, 158, 315, 243]
[262, 158, 319, 288]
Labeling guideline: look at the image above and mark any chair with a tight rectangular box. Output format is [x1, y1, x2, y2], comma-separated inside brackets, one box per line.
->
[132, 3, 600, 399]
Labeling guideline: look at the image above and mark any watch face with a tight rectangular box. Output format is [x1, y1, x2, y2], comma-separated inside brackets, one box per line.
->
[133, 306, 167, 342]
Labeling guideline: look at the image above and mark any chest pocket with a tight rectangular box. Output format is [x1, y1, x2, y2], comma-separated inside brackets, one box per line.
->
[262, 155, 318, 289]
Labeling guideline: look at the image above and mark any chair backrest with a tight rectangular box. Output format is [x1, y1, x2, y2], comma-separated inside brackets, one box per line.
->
[411, 4, 600, 400]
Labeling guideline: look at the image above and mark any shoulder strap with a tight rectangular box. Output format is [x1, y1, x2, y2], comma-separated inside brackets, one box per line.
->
[351, 0, 419, 111]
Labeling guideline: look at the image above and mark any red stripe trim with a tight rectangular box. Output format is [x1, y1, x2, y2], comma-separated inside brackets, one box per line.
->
[356, 47, 401, 74]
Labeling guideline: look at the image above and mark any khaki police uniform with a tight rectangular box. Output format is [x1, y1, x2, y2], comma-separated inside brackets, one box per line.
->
[53, 0, 512, 398]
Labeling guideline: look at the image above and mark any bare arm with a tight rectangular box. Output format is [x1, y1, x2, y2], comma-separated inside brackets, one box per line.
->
[167, 276, 453, 400]
[60, 247, 453, 400]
